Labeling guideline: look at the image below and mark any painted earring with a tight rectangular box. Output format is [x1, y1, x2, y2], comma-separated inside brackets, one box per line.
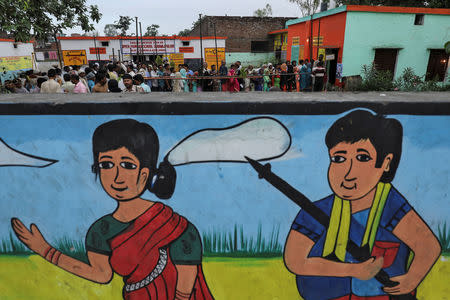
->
[151, 174, 158, 189]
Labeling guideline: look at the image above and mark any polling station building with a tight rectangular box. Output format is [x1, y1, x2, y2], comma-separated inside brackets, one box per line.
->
[284, 5, 450, 85]
[57, 36, 226, 70]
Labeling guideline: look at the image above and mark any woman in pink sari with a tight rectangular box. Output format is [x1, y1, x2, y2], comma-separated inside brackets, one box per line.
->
[227, 64, 239, 92]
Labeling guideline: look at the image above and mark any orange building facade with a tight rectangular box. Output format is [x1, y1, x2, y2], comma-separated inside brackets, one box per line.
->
[286, 9, 347, 85]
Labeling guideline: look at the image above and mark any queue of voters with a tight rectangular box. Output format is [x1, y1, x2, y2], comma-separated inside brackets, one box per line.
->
[1, 55, 329, 94]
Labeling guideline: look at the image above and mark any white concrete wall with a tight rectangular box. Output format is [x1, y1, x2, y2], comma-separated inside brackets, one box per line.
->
[59, 39, 121, 61]
[0, 41, 34, 58]
[59, 38, 226, 62]
[175, 39, 226, 59]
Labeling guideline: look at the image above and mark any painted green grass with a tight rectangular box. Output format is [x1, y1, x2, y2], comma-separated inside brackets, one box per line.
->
[0, 232, 32, 255]
[202, 223, 283, 257]
[3, 220, 447, 258]
[1, 232, 88, 262]
[437, 221, 449, 253]
[1, 224, 283, 258]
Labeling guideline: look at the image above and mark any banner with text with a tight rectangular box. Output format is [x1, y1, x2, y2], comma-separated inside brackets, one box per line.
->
[0, 56, 33, 71]
[204, 48, 225, 69]
[62, 50, 87, 66]
[121, 39, 176, 55]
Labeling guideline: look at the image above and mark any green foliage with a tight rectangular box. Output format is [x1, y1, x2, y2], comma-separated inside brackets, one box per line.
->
[288, 0, 321, 17]
[155, 56, 163, 66]
[202, 223, 283, 257]
[359, 63, 394, 91]
[177, 19, 201, 37]
[254, 4, 273, 17]
[392, 68, 450, 92]
[114, 16, 133, 36]
[0, 0, 101, 42]
[178, 29, 191, 37]
[104, 24, 119, 37]
[438, 221, 450, 253]
[144, 24, 160, 37]
[393, 67, 423, 91]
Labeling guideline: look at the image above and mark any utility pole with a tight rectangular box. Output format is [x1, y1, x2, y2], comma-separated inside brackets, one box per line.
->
[135, 16, 139, 62]
[139, 22, 144, 62]
[93, 34, 100, 62]
[199, 14, 204, 75]
[54, 31, 63, 68]
[214, 23, 219, 71]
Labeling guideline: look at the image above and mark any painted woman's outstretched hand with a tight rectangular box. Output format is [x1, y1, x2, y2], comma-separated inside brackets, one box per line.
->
[11, 218, 50, 257]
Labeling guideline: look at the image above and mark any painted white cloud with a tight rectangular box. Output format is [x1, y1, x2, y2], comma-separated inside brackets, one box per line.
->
[167, 117, 292, 165]
[0, 139, 57, 167]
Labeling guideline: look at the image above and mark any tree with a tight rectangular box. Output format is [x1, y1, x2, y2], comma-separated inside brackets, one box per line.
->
[175, 19, 200, 37]
[178, 28, 191, 36]
[144, 24, 160, 37]
[288, 0, 321, 16]
[254, 4, 273, 17]
[104, 24, 119, 36]
[114, 16, 133, 36]
[0, 0, 101, 42]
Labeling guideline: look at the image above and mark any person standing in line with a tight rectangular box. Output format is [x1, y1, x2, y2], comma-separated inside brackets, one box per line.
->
[157, 65, 165, 92]
[133, 74, 151, 93]
[150, 66, 159, 92]
[219, 60, 228, 92]
[312, 61, 326, 92]
[40, 69, 62, 93]
[61, 74, 75, 93]
[92, 73, 109, 93]
[71, 74, 88, 94]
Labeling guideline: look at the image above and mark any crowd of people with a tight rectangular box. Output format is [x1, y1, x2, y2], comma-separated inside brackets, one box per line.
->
[1, 55, 328, 94]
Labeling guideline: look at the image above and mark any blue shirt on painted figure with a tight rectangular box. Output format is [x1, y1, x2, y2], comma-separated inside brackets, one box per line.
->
[290, 187, 412, 300]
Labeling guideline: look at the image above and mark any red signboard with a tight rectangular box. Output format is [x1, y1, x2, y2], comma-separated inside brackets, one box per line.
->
[179, 47, 194, 53]
[90, 47, 106, 54]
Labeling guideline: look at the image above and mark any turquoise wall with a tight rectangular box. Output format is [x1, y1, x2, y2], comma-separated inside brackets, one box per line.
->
[342, 12, 450, 80]
[226, 52, 274, 66]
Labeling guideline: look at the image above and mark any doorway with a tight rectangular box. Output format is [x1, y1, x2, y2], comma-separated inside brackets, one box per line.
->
[426, 49, 448, 81]
[326, 48, 339, 85]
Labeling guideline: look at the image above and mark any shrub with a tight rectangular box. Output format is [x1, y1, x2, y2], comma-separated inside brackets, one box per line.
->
[394, 67, 423, 91]
[359, 64, 394, 91]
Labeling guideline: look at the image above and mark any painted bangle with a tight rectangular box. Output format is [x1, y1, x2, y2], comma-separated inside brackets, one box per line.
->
[46, 248, 56, 262]
[175, 290, 191, 300]
[43, 245, 52, 258]
[53, 250, 62, 265]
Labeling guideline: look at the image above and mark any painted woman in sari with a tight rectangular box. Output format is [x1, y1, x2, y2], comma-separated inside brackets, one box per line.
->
[11, 119, 214, 300]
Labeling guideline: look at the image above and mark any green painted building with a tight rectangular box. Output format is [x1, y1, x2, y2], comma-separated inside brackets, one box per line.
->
[285, 6, 450, 84]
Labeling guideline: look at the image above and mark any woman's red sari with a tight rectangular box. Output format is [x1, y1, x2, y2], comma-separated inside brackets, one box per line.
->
[110, 202, 214, 300]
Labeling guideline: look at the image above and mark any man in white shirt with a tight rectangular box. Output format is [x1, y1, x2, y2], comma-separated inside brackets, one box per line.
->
[61, 74, 75, 93]
[40, 69, 62, 93]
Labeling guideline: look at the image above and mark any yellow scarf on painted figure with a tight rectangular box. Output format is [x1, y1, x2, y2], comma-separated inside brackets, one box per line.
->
[322, 182, 391, 262]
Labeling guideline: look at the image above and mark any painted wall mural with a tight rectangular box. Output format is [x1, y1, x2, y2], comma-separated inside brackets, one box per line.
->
[0, 107, 449, 300]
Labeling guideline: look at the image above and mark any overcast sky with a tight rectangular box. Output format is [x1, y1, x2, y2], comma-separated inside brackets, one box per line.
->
[65, 0, 302, 36]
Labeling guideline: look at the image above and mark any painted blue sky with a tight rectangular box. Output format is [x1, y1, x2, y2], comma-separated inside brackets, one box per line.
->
[0, 112, 449, 245]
